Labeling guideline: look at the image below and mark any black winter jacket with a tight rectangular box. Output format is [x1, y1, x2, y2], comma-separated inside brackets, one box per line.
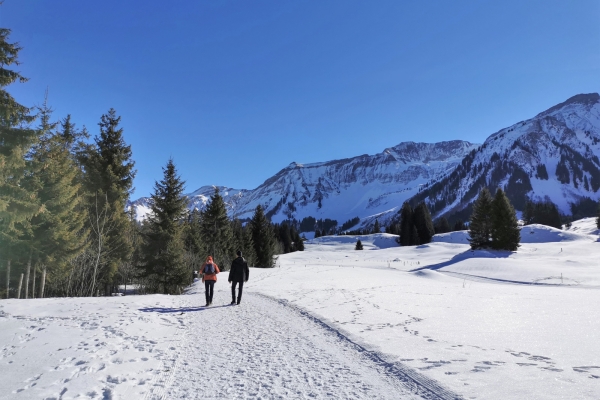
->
[229, 257, 249, 282]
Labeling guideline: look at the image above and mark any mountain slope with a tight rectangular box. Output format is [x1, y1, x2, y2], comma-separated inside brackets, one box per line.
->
[410, 93, 600, 221]
[129, 141, 479, 228]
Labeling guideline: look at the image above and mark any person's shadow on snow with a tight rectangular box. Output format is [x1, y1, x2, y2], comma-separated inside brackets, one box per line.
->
[138, 304, 234, 313]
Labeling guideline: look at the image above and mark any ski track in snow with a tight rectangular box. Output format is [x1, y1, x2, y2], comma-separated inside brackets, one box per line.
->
[153, 286, 459, 400]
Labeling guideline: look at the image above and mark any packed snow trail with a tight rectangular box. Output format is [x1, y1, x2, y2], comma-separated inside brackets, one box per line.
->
[144, 283, 461, 400]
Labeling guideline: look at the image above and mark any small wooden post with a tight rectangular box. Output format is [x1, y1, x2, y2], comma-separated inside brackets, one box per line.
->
[5, 260, 10, 299]
[17, 273, 23, 299]
[40, 267, 47, 299]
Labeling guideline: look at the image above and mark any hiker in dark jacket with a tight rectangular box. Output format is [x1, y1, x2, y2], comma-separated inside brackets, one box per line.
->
[228, 250, 249, 305]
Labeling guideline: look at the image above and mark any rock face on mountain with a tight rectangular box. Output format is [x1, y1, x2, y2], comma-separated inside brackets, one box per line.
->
[411, 93, 600, 221]
[129, 141, 479, 228]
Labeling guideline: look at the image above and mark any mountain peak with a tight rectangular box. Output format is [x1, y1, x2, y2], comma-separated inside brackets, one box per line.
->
[537, 93, 600, 117]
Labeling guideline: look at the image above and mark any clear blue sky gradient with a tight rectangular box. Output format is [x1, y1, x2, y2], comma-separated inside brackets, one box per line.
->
[3, 1, 599, 198]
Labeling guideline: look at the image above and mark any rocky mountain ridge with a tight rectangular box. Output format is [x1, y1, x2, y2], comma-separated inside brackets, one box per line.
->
[410, 93, 600, 222]
[129, 140, 479, 229]
[130, 93, 600, 230]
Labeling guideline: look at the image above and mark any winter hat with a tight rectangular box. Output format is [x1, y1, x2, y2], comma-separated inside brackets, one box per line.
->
[236, 250, 242, 257]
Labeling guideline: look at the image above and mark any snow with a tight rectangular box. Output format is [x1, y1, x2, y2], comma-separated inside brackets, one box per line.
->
[307, 233, 400, 250]
[565, 217, 599, 236]
[1, 222, 599, 399]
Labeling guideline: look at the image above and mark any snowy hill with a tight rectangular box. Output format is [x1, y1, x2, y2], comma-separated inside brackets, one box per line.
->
[129, 141, 479, 227]
[2, 219, 599, 399]
[412, 93, 600, 220]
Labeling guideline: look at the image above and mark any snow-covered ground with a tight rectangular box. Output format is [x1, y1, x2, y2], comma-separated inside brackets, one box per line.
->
[1, 224, 599, 399]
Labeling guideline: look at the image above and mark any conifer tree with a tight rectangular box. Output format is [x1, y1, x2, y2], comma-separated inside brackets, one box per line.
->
[491, 188, 520, 251]
[436, 217, 451, 233]
[184, 209, 205, 257]
[26, 98, 88, 296]
[453, 220, 467, 231]
[241, 222, 257, 266]
[279, 223, 293, 253]
[414, 202, 435, 244]
[0, 28, 40, 287]
[181, 209, 205, 279]
[58, 114, 89, 165]
[201, 188, 233, 269]
[230, 218, 256, 267]
[142, 159, 188, 294]
[398, 202, 414, 246]
[373, 219, 380, 234]
[292, 229, 304, 251]
[82, 108, 136, 293]
[468, 188, 493, 249]
[411, 225, 420, 245]
[355, 239, 363, 250]
[250, 205, 275, 267]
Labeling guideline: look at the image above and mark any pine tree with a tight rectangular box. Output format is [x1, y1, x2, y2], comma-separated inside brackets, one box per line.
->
[292, 229, 304, 251]
[81, 108, 136, 293]
[58, 114, 89, 165]
[468, 187, 493, 249]
[250, 205, 275, 267]
[373, 219, 380, 234]
[231, 218, 256, 266]
[411, 225, 420, 245]
[436, 217, 451, 233]
[184, 209, 205, 258]
[414, 202, 435, 244]
[142, 159, 188, 294]
[398, 202, 414, 246]
[241, 222, 257, 266]
[453, 220, 466, 231]
[0, 28, 40, 290]
[279, 223, 293, 253]
[355, 239, 363, 250]
[201, 188, 234, 270]
[491, 188, 520, 251]
[26, 98, 88, 296]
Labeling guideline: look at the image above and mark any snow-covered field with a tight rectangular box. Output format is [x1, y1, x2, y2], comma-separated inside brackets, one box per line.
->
[1, 220, 599, 399]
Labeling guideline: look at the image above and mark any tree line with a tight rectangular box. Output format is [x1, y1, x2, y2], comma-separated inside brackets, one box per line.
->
[385, 187, 520, 251]
[0, 30, 299, 299]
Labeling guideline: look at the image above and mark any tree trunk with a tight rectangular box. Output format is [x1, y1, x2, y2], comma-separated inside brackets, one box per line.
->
[25, 253, 32, 299]
[5, 260, 10, 299]
[40, 267, 47, 299]
[32, 265, 37, 299]
[17, 273, 24, 299]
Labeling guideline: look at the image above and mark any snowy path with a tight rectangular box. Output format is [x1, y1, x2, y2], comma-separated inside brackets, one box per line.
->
[147, 284, 459, 400]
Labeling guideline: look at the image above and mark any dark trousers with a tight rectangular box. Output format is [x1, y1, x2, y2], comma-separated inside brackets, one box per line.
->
[231, 281, 244, 303]
[204, 280, 215, 304]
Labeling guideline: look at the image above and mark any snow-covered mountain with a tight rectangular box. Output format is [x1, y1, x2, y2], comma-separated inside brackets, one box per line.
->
[129, 186, 248, 222]
[411, 93, 600, 220]
[130, 93, 600, 228]
[129, 141, 479, 228]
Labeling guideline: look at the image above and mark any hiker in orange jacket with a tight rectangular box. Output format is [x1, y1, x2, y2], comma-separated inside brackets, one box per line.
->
[201, 256, 220, 306]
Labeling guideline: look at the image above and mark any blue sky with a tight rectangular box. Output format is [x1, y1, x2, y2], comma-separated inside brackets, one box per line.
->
[4, 1, 600, 198]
